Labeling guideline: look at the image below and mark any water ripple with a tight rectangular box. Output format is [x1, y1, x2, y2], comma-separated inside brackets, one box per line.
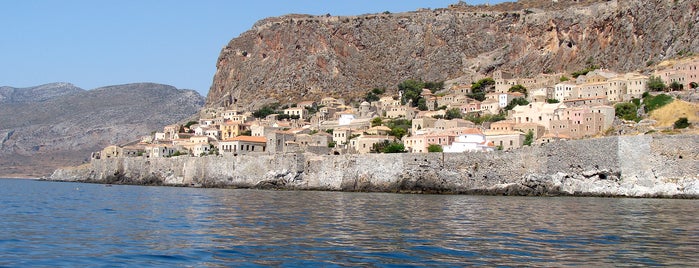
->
[0, 179, 698, 266]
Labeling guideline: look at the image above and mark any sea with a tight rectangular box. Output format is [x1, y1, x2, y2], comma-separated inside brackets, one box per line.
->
[1, 178, 697, 267]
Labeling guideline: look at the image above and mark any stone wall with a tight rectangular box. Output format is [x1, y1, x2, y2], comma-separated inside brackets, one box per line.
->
[49, 135, 699, 197]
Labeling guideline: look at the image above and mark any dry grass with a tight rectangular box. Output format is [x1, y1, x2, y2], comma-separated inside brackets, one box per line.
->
[649, 100, 699, 128]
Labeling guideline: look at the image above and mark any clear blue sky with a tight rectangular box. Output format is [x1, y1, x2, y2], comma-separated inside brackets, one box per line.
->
[0, 0, 504, 96]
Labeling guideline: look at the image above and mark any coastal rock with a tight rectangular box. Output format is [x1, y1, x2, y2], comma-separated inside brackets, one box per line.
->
[49, 135, 699, 198]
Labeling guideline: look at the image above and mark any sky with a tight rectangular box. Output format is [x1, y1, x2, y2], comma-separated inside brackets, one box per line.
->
[0, 0, 505, 96]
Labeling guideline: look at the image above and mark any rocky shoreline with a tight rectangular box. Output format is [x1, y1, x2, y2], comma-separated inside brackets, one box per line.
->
[48, 135, 699, 198]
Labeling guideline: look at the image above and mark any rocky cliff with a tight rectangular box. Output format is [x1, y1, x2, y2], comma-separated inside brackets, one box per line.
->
[0, 83, 205, 178]
[207, 0, 698, 108]
[50, 135, 699, 198]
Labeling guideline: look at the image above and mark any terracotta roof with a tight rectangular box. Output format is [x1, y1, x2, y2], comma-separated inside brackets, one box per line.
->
[228, 136, 267, 143]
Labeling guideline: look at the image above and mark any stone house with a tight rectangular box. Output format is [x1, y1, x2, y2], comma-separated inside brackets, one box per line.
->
[349, 135, 393, 154]
[412, 117, 438, 134]
[265, 131, 297, 154]
[284, 107, 308, 120]
[145, 144, 177, 158]
[163, 124, 180, 140]
[563, 96, 608, 107]
[101, 145, 121, 159]
[654, 57, 699, 89]
[484, 130, 525, 151]
[442, 128, 492, 153]
[554, 82, 577, 102]
[220, 121, 242, 140]
[480, 99, 500, 114]
[511, 102, 567, 130]
[513, 123, 546, 140]
[366, 125, 392, 136]
[218, 135, 266, 155]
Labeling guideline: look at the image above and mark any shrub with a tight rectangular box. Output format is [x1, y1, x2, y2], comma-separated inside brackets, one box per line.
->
[546, 98, 559, 103]
[615, 102, 640, 122]
[508, 84, 528, 97]
[445, 108, 463, 120]
[427, 144, 443, 153]
[647, 75, 666, 92]
[523, 130, 534, 146]
[674, 117, 690, 129]
[505, 98, 529, 111]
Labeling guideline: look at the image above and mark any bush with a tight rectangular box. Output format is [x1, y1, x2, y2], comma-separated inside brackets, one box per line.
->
[383, 142, 406, 153]
[508, 84, 527, 97]
[647, 75, 666, 92]
[445, 108, 463, 120]
[546, 98, 559, 103]
[427, 144, 443, 152]
[523, 130, 534, 146]
[505, 98, 529, 111]
[674, 117, 690, 129]
[559, 76, 570, 82]
[615, 102, 640, 122]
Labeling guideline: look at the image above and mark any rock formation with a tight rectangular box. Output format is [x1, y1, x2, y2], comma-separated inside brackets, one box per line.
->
[0, 83, 205, 177]
[207, 0, 698, 109]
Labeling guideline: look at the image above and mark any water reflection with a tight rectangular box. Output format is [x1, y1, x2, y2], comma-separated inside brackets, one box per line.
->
[0, 179, 697, 266]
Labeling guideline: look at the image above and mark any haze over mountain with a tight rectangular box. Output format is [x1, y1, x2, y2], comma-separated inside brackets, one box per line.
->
[0, 83, 204, 177]
[207, 0, 698, 108]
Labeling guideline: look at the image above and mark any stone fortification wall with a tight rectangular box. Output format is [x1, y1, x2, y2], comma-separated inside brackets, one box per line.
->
[50, 135, 699, 197]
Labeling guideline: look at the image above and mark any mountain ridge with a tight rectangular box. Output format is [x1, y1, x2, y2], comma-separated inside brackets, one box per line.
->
[207, 0, 698, 108]
[0, 82, 205, 177]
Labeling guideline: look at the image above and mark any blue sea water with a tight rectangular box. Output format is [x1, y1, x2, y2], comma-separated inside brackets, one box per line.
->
[1, 178, 698, 267]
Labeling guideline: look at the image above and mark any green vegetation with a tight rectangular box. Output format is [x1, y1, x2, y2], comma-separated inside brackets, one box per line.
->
[523, 130, 534, 146]
[252, 103, 280, 118]
[277, 114, 300, 120]
[504, 98, 529, 111]
[647, 75, 666, 92]
[427, 144, 443, 153]
[464, 112, 507, 125]
[669, 81, 684, 91]
[674, 117, 690, 129]
[546, 98, 560, 104]
[508, 84, 528, 97]
[371, 117, 383, 127]
[643, 94, 673, 113]
[467, 78, 495, 102]
[184, 121, 198, 128]
[328, 141, 336, 148]
[365, 88, 385, 102]
[381, 141, 406, 153]
[398, 79, 444, 107]
[615, 102, 640, 122]
[417, 98, 428, 111]
[445, 108, 463, 120]
[385, 119, 411, 139]
[571, 65, 598, 78]
[690, 82, 698, 89]
[240, 129, 252, 136]
[559, 76, 570, 82]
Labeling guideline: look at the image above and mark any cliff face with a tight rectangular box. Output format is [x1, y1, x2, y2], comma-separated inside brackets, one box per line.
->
[0, 83, 205, 178]
[208, 0, 698, 108]
[50, 135, 699, 198]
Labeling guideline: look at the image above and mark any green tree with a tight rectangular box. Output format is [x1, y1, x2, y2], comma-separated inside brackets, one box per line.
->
[647, 75, 666, 92]
[389, 127, 407, 139]
[615, 102, 640, 122]
[669, 81, 683, 91]
[504, 98, 529, 111]
[398, 79, 423, 106]
[546, 98, 560, 103]
[674, 117, 690, 129]
[383, 142, 406, 153]
[523, 130, 534, 146]
[471, 78, 495, 92]
[427, 144, 443, 152]
[423, 81, 445, 93]
[559, 76, 570, 82]
[417, 98, 428, 111]
[508, 84, 528, 97]
[371, 87, 386, 95]
[445, 108, 463, 120]
[371, 117, 383, 127]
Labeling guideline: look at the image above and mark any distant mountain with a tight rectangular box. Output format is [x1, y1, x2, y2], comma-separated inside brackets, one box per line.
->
[0, 82, 84, 104]
[0, 82, 205, 178]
